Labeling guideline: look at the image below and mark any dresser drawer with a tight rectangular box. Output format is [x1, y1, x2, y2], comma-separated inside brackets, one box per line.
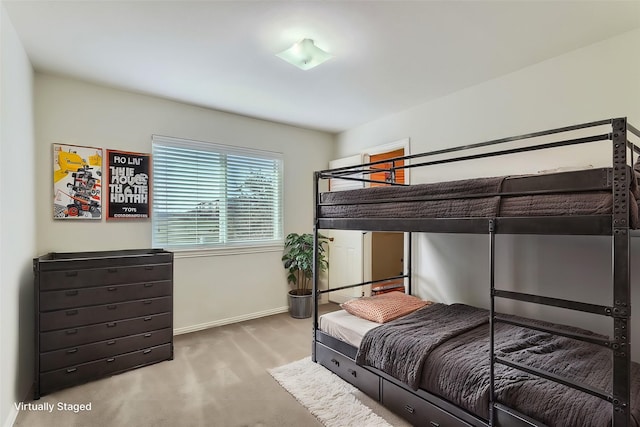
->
[382, 379, 472, 427]
[40, 328, 173, 372]
[39, 263, 172, 291]
[40, 280, 172, 311]
[40, 343, 172, 395]
[316, 342, 380, 400]
[40, 296, 172, 331]
[40, 312, 172, 352]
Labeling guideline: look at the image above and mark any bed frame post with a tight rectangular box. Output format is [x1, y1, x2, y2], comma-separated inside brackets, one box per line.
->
[611, 117, 631, 427]
[488, 219, 497, 426]
[312, 171, 321, 363]
[407, 232, 412, 295]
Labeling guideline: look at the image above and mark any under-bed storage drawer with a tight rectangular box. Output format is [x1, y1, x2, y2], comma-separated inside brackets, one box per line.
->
[382, 379, 472, 427]
[316, 342, 380, 400]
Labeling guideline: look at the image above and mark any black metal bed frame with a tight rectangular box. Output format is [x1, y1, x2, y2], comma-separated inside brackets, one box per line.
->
[311, 117, 639, 427]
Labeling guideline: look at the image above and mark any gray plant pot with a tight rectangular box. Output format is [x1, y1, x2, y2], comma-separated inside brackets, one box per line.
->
[288, 290, 313, 319]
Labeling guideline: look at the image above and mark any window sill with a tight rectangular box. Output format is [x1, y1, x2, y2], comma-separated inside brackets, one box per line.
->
[168, 244, 284, 259]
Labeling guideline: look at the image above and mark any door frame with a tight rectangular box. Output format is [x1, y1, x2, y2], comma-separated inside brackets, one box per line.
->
[326, 138, 411, 302]
[362, 138, 411, 187]
[361, 138, 410, 293]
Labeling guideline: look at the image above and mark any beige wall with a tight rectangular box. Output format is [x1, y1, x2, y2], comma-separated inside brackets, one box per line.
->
[34, 74, 334, 332]
[1, 4, 36, 427]
[336, 29, 640, 362]
[336, 29, 640, 159]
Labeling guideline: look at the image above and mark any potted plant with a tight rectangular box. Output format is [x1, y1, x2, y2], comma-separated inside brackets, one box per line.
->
[282, 232, 329, 318]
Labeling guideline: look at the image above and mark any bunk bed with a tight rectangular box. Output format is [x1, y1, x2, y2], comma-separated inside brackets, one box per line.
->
[311, 118, 639, 427]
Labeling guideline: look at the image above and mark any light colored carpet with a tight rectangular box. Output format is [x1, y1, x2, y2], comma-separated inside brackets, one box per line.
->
[269, 357, 391, 427]
[14, 305, 409, 427]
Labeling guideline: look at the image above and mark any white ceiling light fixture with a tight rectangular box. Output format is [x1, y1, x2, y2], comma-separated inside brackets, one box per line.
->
[276, 38, 332, 70]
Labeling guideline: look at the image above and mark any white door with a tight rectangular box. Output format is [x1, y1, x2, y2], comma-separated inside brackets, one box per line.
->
[325, 155, 365, 304]
[327, 230, 365, 303]
[325, 143, 409, 302]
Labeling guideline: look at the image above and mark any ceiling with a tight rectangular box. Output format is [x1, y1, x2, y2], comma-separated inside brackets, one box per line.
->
[4, 0, 640, 134]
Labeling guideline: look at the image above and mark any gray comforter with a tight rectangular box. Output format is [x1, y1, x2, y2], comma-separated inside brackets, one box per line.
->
[321, 176, 505, 220]
[356, 303, 488, 390]
[320, 171, 640, 228]
[357, 304, 640, 427]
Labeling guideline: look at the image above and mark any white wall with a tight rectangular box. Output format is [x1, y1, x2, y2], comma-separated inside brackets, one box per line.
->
[336, 29, 640, 362]
[0, 4, 36, 427]
[34, 74, 334, 331]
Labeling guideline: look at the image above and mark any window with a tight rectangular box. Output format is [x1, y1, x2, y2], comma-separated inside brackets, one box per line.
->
[152, 135, 283, 252]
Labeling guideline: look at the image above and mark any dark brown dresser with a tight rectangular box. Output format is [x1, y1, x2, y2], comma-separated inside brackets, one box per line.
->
[33, 249, 174, 399]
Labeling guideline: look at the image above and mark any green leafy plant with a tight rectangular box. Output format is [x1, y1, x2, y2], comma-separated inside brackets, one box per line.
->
[282, 232, 329, 295]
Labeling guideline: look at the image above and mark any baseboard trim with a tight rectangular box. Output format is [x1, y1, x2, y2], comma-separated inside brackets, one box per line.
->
[173, 306, 289, 335]
[4, 404, 18, 427]
[4, 383, 33, 427]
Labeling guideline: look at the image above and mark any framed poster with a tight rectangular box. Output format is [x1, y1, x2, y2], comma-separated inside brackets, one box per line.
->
[106, 150, 151, 220]
[53, 144, 103, 219]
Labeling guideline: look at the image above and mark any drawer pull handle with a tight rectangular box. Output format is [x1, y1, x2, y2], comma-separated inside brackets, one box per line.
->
[143, 349, 152, 354]
[347, 369, 357, 378]
[144, 283, 154, 288]
[107, 322, 117, 328]
[404, 405, 415, 414]
[143, 300, 152, 305]
[66, 368, 77, 373]
[330, 358, 339, 367]
[66, 309, 78, 316]
[144, 266, 154, 270]
[106, 358, 115, 363]
[65, 290, 78, 296]
[66, 348, 78, 354]
[108, 268, 118, 273]
[66, 329, 78, 335]
[65, 271, 78, 277]
[107, 287, 117, 292]
[430, 422, 440, 427]
[107, 305, 117, 310]
[107, 340, 116, 345]
[144, 333, 152, 338]
[143, 316, 152, 321]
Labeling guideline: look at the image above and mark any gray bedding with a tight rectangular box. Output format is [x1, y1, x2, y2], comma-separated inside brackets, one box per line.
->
[357, 304, 640, 427]
[356, 303, 488, 390]
[320, 169, 640, 228]
[320, 176, 504, 219]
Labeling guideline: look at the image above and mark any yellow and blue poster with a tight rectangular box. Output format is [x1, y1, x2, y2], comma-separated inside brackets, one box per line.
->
[53, 143, 103, 219]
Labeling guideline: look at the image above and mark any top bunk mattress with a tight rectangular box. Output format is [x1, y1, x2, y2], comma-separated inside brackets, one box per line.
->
[319, 167, 640, 230]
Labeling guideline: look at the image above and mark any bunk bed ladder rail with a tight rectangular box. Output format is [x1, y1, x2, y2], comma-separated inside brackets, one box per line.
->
[488, 219, 497, 427]
[488, 118, 631, 427]
[313, 171, 321, 363]
[611, 117, 631, 427]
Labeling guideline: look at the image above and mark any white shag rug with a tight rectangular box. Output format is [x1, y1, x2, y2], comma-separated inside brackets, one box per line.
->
[268, 357, 392, 427]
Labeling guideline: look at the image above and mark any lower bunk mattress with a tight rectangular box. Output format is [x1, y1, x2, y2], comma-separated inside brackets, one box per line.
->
[319, 303, 640, 427]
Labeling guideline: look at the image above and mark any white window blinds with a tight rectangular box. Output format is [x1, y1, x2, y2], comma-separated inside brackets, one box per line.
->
[152, 135, 283, 251]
